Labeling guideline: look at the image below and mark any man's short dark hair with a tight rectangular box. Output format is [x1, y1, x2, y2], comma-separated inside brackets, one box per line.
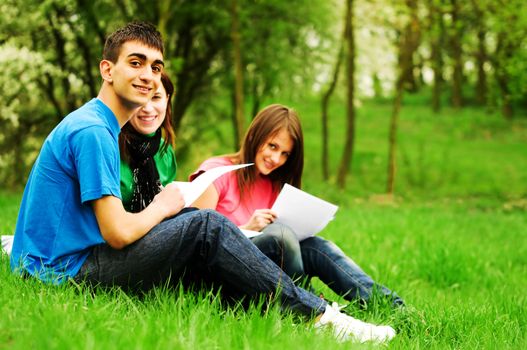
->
[103, 21, 164, 62]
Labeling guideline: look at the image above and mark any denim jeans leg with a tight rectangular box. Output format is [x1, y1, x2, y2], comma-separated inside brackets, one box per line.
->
[74, 209, 326, 316]
[300, 236, 404, 306]
[251, 223, 304, 279]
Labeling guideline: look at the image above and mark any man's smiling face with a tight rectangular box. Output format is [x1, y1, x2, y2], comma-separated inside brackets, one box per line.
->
[109, 40, 164, 110]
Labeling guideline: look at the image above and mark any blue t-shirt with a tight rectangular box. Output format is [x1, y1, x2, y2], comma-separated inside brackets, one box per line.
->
[10, 98, 121, 284]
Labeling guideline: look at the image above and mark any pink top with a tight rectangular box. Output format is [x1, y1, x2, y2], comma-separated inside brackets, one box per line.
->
[189, 157, 279, 226]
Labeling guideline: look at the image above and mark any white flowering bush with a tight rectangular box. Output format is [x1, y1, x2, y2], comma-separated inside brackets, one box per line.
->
[0, 44, 59, 186]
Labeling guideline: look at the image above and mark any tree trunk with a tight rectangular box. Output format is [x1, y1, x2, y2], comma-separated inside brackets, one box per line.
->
[321, 40, 345, 181]
[449, 0, 463, 108]
[171, 24, 224, 132]
[48, 10, 76, 114]
[37, 74, 63, 122]
[387, 89, 402, 195]
[337, 0, 355, 189]
[77, 0, 108, 44]
[73, 34, 97, 98]
[250, 78, 261, 120]
[494, 32, 514, 119]
[156, 0, 172, 50]
[475, 29, 487, 106]
[387, 0, 415, 195]
[469, 0, 487, 106]
[429, 0, 445, 112]
[400, 0, 421, 93]
[230, 0, 245, 147]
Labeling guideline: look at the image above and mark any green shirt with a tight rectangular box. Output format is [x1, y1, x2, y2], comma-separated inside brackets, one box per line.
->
[120, 144, 177, 211]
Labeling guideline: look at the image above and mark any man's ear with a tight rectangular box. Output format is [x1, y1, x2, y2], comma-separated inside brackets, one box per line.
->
[100, 60, 114, 83]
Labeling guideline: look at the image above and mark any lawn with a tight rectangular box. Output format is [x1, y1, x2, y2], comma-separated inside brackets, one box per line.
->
[1, 97, 526, 349]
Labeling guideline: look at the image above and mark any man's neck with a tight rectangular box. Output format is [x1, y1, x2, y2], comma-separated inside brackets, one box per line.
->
[97, 84, 139, 128]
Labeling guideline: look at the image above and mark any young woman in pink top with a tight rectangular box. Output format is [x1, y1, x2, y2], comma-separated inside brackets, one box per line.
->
[190, 104, 404, 307]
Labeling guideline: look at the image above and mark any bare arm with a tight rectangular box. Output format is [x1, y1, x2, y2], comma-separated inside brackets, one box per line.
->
[191, 184, 219, 209]
[93, 182, 185, 249]
[191, 183, 276, 232]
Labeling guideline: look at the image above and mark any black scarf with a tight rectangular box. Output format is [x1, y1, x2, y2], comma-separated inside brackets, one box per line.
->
[126, 128, 162, 213]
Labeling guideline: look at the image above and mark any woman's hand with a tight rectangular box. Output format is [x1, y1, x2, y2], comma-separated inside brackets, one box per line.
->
[241, 209, 277, 232]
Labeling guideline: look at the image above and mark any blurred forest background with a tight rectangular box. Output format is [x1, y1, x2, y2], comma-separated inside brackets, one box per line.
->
[1, 3, 526, 347]
[0, 0, 526, 199]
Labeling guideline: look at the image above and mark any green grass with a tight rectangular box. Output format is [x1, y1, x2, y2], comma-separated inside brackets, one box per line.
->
[1, 97, 526, 349]
[2, 197, 526, 349]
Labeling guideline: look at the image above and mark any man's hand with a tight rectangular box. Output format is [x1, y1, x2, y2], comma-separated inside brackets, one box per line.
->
[151, 182, 186, 218]
[93, 184, 186, 250]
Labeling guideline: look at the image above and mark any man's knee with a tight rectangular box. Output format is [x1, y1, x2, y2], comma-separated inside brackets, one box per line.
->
[192, 209, 238, 235]
[190, 208, 225, 222]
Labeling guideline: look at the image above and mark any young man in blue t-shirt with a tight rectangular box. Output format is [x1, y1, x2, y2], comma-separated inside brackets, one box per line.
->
[10, 21, 396, 344]
[11, 21, 169, 283]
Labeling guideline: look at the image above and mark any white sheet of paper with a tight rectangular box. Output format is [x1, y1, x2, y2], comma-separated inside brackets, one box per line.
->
[173, 163, 253, 207]
[271, 184, 338, 241]
[240, 229, 262, 239]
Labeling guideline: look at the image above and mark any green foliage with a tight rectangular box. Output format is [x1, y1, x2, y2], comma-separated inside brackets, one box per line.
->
[2, 0, 527, 189]
[0, 0, 337, 188]
[487, 0, 527, 98]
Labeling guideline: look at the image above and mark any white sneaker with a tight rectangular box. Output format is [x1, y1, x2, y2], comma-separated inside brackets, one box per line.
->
[1, 235, 14, 256]
[314, 302, 396, 343]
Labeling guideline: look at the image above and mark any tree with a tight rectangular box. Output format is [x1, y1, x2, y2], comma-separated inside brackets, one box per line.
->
[320, 25, 346, 181]
[469, 0, 489, 106]
[230, 0, 245, 147]
[400, 0, 422, 93]
[488, 0, 527, 119]
[0, 0, 336, 187]
[427, 0, 446, 112]
[386, 0, 417, 195]
[239, 0, 334, 118]
[448, 0, 464, 108]
[336, 0, 356, 189]
[0, 45, 58, 186]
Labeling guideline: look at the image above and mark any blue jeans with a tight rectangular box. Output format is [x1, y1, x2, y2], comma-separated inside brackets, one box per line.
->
[74, 209, 326, 316]
[251, 223, 304, 281]
[251, 223, 404, 306]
